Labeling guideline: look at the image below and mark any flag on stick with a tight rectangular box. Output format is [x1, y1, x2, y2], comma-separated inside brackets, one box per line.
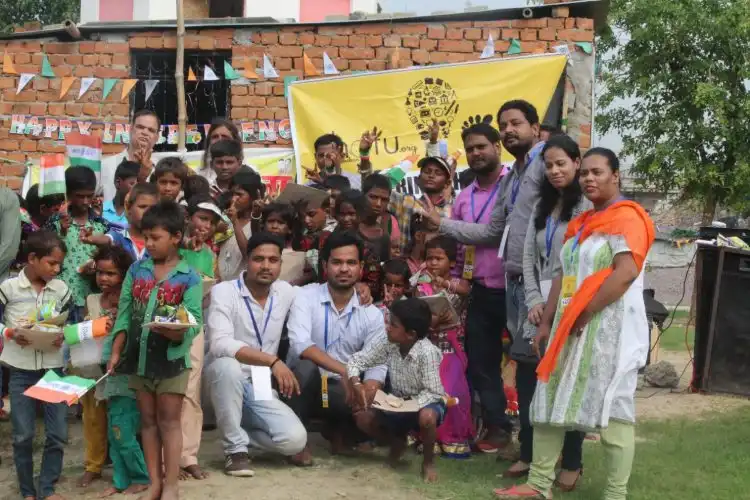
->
[64, 317, 109, 345]
[24, 371, 105, 405]
[66, 132, 102, 173]
[39, 154, 66, 197]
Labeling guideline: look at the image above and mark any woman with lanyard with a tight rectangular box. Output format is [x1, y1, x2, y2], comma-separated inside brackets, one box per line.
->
[503, 135, 589, 487]
[495, 148, 655, 500]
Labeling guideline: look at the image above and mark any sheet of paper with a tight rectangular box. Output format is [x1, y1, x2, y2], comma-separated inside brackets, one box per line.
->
[250, 366, 274, 401]
[540, 280, 552, 302]
[372, 389, 420, 413]
[279, 249, 306, 283]
[70, 338, 105, 368]
[498, 226, 510, 258]
[17, 327, 62, 352]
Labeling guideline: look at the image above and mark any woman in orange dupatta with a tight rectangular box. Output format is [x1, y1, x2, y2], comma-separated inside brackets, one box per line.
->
[495, 148, 655, 500]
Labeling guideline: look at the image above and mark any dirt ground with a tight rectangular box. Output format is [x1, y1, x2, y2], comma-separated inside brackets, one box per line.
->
[1, 349, 748, 500]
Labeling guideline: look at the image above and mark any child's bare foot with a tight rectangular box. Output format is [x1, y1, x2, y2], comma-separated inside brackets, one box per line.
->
[180, 465, 208, 480]
[160, 483, 179, 500]
[123, 484, 149, 495]
[422, 463, 438, 483]
[78, 471, 102, 487]
[137, 484, 162, 500]
[98, 487, 119, 498]
[387, 437, 408, 467]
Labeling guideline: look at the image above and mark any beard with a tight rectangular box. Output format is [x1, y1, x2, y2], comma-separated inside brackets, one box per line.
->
[328, 275, 356, 290]
[469, 159, 499, 175]
[503, 137, 534, 158]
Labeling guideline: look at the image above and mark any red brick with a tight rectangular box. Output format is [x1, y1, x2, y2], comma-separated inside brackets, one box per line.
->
[444, 28, 462, 40]
[580, 124, 592, 135]
[0, 78, 14, 89]
[38, 141, 65, 153]
[315, 35, 331, 45]
[129, 37, 147, 49]
[99, 55, 112, 66]
[354, 24, 391, 35]
[548, 18, 564, 29]
[231, 107, 248, 119]
[520, 29, 538, 41]
[552, 7, 570, 17]
[366, 35, 383, 47]
[257, 109, 275, 120]
[368, 60, 387, 71]
[245, 109, 258, 119]
[231, 95, 251, 107]
[48, 103, 65, 115]
[339, 47, 375, 60]
[565, 18, 576, 29]
[576, 17, 595, 30]
[113, 54, 129, 65]
[83, 54, 98, 66]
[279, 32, 297, 45]
[0, 103, 13, 114]
[248, 96, 267, 107]
[14, 53, 31, 64]
[330, 36, 349, 47]
[420, 39, 437, 51]
[94, 68, 130, 79]
[429, 52, 451, 64]
[55, 66, 72, 77]
[299, 32, 315, 45]
[446, 21, 472, 28]
[29, 102, 46, 114]
[66, 54, 83, 65]
[383, 34, 401, 47]
[331, 58, 348, 70]
[275, 109, 289, 119]
[502, 29, 520, 39]
[74, 66, 95, 77]
[83, 103, 100, 115]
[144, 37, 162, 49]
[48, 54, 65, 65]
[350, 60, 368, 71]
[4, 178, 23, 190]
[392, 24, 427, 35]
[184, 35, 200, 49]
[14, 65, 37, 75]
[275, 57, 292, 70]
[6, 89, 37, 102]
[267, 97, 286, 107]
[557, 29, 594, 42]
[578, 134, 591, 148]
[45, 42, 76, 54]
[0, 140, 20, 150]
[411, 49, 430, 65]
[255, 82, 273, 96]
[104, 42, 130, 53]
[20, 140, 36, 152]
[438, 39, 474, 53]
[473, 20, 512, 28]
[198, 37, 214, 50]
[538, 28, 556, 41]
[375, 47, 390, 60]
[401, 36, 419, 48]
[305, 47, 337, 58]
[522, 41, 549, 53]
[216, 38, 232, 50]
[319, 26, 353, 36]
[495, 40, 511, 52]
[2, 164, 26, 176]
[512, 19, 548, 29]
[270, 45, 302, 58]
[427, 26, 446, 39]
[464, 28, 482, 40]
[199, 29, 233, 39]
[349, 35, 365, 47]
[261, 32, 278, 44]
[233, 86, 249, 96]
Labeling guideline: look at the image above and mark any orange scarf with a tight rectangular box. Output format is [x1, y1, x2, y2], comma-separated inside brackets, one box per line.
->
[536, 200, 655, 382]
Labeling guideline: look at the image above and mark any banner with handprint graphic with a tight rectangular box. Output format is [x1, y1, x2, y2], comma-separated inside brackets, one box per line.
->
[288, 54, 566, 178]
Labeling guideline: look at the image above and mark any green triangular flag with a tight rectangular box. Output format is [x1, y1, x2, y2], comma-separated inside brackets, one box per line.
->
[575, 42, 593, 55]
[224, 61, 240, 80]
[102, 79, 117, 100]
[507, 39, 522, 56]
[41, 55, 55, 78]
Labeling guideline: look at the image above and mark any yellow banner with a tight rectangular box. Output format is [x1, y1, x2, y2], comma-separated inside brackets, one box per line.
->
[289, 54, 567, 178]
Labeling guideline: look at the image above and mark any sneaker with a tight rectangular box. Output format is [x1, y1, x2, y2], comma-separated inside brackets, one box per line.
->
[224, 452, 255, 477]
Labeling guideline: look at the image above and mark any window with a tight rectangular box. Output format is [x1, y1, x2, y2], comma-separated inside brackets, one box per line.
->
[209, 0, 244, 17]
[130, 50, 232, 153]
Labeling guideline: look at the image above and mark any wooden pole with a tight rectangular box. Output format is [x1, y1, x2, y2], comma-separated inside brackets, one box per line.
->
[175, 0, 187, 152]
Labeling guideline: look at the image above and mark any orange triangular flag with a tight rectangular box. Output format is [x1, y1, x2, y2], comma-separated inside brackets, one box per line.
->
[188, 67, 197, 81]
[59, 77, 76, 99]
[243, 59, 258, 79]
[3, 52, 16, 74]
[120, 79, 138, 101]
[303, 53, 319, 77]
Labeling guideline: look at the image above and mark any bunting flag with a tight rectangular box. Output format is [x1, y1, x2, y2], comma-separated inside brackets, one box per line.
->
[79, 77, 96, 98]
[553, 43, 571, 56]
[16, 74, 34, 94]
[263, 55, 278, 78]
[38, 154, 66, 197]
[144, 79, 158, 101]
[322, 53, 339, 75]
[41, 55, 56, 78]
[59, 77, 76, 99]
[224, 61, 240, 80]
[102, 78, 117, 100]
[66, 132, 102, 173]
[120, 79, 138, 101]
[23, 370, 98, 405]
[303, 53, 319, 77]
[188, 67, 197, 81]
[243, 59, 258, 79]
[204, 65, 219, 81]
[63, 317, 108, 345]
[3, 52, 16, 74]
[480, 34, 495, 59]
[508, 38, 522, 55]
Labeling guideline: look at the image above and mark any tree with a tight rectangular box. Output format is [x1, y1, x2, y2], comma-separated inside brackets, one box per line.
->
[597, 0, 750, 222]
[0, 0, 79, 34]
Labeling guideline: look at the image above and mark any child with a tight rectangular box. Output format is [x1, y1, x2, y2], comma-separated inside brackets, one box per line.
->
[15, 184, 65, 272]
[347, 298, 446, 483]
[46, 166, 111, 323]
[183, 175, 211, 202]
[219, 170, 264, 281]
[323, 173, 351, 216]
[182, 195, 220, 279]
[362, 173, 401, 254]
[152, 157, 188, 202]
[103, 160, 140, 227]
[0, 230, 72, 500]
[381, 258, 412, 308]
[406, 216, 436, 275]
[262, 202, 303, 250]
[414, 236, 473, 458]
[108, 201, 203, 500]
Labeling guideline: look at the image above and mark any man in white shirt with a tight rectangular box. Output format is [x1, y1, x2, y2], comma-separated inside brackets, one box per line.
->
[286, 231, 387, 463]
[205, 232, 307, 478]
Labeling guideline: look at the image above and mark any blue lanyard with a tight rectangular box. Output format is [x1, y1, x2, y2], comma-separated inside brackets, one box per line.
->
[323, 303, 353, 351]
[510, 142, 544, 208]
[237, 280, 273, 348]
[471, 181, 501, 223]
[545, 216, 560, 259]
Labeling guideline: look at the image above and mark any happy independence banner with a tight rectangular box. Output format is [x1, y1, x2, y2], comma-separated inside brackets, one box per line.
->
[288, 54, 567, 179]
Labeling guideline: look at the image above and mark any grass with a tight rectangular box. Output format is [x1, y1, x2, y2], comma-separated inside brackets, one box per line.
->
[399, 409, 750, 499]
[656, 308, 695, 352]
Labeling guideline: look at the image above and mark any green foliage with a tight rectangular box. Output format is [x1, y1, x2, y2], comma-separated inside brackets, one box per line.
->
[0, 0, 79, 34]
[597, 0, 750, 216]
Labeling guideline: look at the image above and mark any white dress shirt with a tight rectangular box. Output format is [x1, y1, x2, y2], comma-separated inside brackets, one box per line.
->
[286, 282, 387, 382]
[207, 274, 297, 380]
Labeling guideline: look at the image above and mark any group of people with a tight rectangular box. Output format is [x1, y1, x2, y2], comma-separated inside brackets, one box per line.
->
[0, 98, 655, 500]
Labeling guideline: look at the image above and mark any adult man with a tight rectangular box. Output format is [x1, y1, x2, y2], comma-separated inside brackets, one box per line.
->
[101, 110, 161, 201]
[304, 134, 361, 190]
[424, 100, 545, 448]
[286, 231, 386, 463]
[205, 232, 308, 477]
[0, 187, 21, 281]
[450, 123, 512, 451]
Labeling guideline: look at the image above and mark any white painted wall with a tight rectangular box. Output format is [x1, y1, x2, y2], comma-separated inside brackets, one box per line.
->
[351, 0, 379, 13]
[244, 0, 300, 20]
[80, 0, 99, 23]
[133, 0, 177, 21]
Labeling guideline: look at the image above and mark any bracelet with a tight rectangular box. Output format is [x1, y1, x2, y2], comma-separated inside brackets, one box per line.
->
[359, 148, 371, 156]
[359, 155, 370, 161]
[269, 358, 280, 369]
[3, 328, 12, 339]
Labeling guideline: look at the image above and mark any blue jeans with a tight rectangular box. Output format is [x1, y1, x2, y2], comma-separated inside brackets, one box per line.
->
[9, 368, 68, 498]
[505, 276, 526, 340]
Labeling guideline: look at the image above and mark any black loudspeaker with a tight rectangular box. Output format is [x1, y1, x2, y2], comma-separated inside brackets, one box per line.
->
[692, 246, 750, 396]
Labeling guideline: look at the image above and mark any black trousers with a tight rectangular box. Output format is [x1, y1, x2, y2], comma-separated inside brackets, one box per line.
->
[465, 283, 511, 431]
[516, 361, 585, 469]
[286, 359, 353, 427]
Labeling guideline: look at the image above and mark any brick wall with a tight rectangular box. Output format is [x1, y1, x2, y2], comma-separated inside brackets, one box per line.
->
[0, 8, 595, 189]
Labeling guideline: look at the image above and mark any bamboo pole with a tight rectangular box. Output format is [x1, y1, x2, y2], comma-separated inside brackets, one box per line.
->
[175, 0, 187, 152]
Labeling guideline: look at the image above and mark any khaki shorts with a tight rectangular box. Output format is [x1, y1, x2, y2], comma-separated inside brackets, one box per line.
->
[128, 370, 191, 396]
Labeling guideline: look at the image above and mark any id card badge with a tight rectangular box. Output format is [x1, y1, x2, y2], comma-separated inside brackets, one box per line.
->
[560, 275, 577, 310]
[462, 245, 476, 280]
[321, 373, 329, 408]
[498, 226, 511, 258]
[540, 280, 552, 302]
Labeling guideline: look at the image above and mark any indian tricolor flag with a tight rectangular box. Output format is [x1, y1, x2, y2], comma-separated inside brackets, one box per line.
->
[63, 317, 108, 345]
[24, 371, 100, 405]
[66, 132, 102, 173]
[38, 154, 66, 197]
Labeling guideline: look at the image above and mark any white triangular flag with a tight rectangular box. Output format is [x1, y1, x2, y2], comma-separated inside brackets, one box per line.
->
[553, 43, 571, 56]
[204, 65, 219, 81]
[323, 52, 339, 75]
[263, 54, 279, 78]
[16, 73, 34, 94]
[78, 77, 96, 99]
[144, 80, 158, 101]
[480, 34, 495, 59]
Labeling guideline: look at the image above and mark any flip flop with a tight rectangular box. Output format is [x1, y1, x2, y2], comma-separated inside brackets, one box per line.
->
[493, 485, 551, 499]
